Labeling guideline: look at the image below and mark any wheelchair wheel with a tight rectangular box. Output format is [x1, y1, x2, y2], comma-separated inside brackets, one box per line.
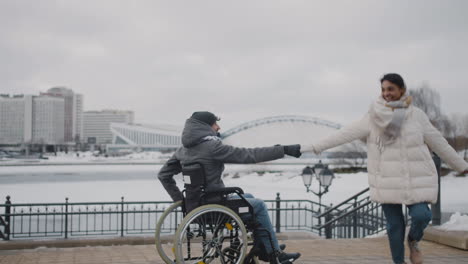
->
[174, 204, 248, 264]
[155, 201, 183, 264]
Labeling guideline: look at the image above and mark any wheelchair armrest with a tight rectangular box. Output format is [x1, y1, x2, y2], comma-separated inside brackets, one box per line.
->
[205, 187, 244, 196]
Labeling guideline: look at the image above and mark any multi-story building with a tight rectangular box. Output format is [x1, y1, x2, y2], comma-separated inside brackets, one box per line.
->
[0, 94, 65, 145]
[0, 95, 33, 144]
[43, 87, 83, 143]
[83, 110, 134, 144]
[31, 95, 65, 144]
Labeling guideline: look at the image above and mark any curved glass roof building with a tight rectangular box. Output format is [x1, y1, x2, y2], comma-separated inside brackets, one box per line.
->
[107, 123, 182, 152]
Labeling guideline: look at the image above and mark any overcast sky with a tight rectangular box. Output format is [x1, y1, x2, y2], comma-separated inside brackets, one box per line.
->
[1, 1, 467, 129]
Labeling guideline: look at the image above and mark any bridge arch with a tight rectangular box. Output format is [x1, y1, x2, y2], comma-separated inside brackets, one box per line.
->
[221, 115, 341, 139]
[221, 115, 342, 148]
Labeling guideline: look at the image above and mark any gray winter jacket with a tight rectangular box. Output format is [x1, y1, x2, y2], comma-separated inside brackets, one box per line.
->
[158, 118, 285, 203]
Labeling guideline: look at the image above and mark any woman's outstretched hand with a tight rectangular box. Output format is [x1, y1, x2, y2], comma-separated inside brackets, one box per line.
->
[301, 144, 318, 155]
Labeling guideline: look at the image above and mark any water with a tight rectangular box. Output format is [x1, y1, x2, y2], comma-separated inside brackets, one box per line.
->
[0, 165, 166, 203]
[1, 164, 467, 214]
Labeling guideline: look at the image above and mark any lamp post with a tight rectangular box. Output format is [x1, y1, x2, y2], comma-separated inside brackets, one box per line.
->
[301, 161, 335, 207]
[301, 161, 335, 236]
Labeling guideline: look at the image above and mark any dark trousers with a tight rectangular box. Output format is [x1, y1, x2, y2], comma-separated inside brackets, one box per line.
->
[382, 203, 432, 264]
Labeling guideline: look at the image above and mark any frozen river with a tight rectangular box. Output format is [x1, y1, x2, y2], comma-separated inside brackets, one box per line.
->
[0, 164, 467, 213]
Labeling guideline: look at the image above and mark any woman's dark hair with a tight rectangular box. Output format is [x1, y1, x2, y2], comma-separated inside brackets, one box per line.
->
[380, 73, 406, 91]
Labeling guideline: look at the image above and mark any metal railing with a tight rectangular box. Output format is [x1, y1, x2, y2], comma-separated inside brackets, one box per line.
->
[316, 190, 398, 239]
[0, 196, 184, 240]
[315, 155, 442, 239]
[0, 194, 327, 240]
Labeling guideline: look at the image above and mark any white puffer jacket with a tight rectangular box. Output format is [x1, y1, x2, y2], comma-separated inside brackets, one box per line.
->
[303, 99, 468, 205]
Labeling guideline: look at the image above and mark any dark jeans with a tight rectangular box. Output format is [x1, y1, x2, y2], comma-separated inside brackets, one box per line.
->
[382, 203, 432, 264]
[230, 193, 279, 253]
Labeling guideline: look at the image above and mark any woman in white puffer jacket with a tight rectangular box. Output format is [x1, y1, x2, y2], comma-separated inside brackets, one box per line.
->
[302, 73, 468, 264]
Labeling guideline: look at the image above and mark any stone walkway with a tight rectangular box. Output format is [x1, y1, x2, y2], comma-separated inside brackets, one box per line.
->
[0, 236, 467, 264]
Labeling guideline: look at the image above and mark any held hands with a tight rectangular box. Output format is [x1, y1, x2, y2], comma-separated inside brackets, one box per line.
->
[283, 144, 302, 158]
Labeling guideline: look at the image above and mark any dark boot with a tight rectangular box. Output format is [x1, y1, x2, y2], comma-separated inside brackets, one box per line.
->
[270, 251, 301, 264]
[278, 252, 301, 263]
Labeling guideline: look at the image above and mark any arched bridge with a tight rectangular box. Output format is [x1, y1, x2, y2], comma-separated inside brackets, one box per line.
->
[221, 115, 341, 139]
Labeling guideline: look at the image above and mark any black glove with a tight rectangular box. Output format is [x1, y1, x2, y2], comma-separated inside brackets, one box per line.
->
[283, 144, 301, 158]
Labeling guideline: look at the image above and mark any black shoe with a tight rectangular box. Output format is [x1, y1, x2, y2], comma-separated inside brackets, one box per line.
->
[278, 252, 301, 264]
[279, 244, 286, 251]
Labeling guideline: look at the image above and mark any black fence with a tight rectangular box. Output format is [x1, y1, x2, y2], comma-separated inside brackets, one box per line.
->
[0, 194, 328, 240]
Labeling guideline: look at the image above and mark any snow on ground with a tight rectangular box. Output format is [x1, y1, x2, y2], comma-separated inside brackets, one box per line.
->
[0, 151, 352, 166]
[0, 151, 172, 164]
[436, 212, 468, 231]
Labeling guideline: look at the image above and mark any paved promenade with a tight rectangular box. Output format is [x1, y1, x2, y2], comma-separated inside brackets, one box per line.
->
[1, 236, 467, 264]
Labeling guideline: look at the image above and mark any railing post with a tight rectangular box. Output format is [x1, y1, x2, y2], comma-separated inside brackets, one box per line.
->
[275, 193, 281, 233]
[325, 204, 333, 239]
[121, 197, 124, 237]
[353, 200, 358, 238]
[431, 154, 442, 225]
[174, 205, 178, 232]
[5, 196, 11, 240]
[64, 197, 68, 239]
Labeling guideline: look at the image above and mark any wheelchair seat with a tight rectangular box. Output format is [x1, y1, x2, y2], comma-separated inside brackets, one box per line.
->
[181, 162, 254, 221]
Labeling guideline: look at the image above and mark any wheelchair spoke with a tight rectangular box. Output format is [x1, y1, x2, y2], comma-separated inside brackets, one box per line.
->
[212, 213, 229, 235]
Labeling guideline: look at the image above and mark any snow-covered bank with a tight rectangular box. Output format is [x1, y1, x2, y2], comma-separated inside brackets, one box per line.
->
[1, 165, 467, 214]
[0, 151, 352, 167]
[436, 212, 468, 231]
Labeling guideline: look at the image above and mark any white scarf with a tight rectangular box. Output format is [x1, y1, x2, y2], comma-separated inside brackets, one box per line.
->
[369, 95, 412, 152]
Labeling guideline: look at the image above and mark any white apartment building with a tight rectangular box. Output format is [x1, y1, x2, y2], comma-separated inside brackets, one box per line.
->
[44, 87, 83, 143]
[32, 96, 65, 144]
[83, 110, 134, 144]
[0, 95, 33, 144]
[0, 94, 65, 145]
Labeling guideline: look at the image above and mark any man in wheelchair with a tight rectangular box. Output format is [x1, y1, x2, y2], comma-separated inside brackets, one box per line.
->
[158, 111, 302, 264]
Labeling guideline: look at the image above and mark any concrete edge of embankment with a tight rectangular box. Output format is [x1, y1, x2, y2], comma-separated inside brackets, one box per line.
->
[423, 226, 468, 251]
[1, 228, 466, 251]
[0, 232, 322, 251]
[0, 236, 157, 250]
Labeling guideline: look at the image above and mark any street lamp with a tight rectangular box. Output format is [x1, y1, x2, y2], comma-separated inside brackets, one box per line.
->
[301, 161, 335, 206]
[313, 160, 325, 181]
[319, 166, 334, 189]
[301, 161, 335, 236]
[301, 166, 313, 192]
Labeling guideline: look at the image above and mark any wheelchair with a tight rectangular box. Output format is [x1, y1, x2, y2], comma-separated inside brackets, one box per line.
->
[155, 163, 284, 264]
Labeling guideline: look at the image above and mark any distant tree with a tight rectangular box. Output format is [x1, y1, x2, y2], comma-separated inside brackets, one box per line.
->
[410, 86, 468, 156]
[443, 113, 462, 151]
[328, 141, 367, 167]
[440, 114, 455, 139]
[409, 84, 444, 131]
[460, 113, 468, 160]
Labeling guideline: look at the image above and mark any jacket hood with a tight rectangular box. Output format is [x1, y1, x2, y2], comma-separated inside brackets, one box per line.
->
[181, 118, 217, 148]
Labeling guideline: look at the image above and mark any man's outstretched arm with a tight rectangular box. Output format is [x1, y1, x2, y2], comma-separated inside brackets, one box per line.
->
[158, 154, 183, 202]
[211, 142, 300, 164]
